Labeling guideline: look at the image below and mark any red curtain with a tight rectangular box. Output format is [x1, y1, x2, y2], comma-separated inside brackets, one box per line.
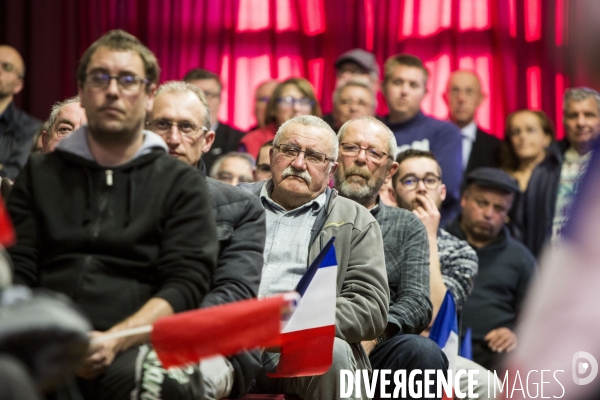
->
[10, 0, 568, 137]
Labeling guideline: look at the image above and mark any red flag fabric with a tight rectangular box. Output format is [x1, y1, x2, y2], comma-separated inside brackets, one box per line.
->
[152, 294, 296, 369]
[0, 197, 15, 247]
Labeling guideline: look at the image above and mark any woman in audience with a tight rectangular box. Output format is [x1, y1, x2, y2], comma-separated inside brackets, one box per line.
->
[501, 109, 555, 192]
[239, 77, 322, 158]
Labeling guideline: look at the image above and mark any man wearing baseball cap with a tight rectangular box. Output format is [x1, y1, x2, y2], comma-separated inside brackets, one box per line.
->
[446, 167, 536, 372]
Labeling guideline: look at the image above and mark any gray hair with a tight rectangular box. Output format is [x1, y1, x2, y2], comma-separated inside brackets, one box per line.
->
[155, 81, 211, 130]
[210, 152, 256, 178]
[563, 87, 600, 116]
[332, 80, 377, 111]
[274, 115, 339, 161]
[337, 116, 397, 158]
[47, 96, 80, 132]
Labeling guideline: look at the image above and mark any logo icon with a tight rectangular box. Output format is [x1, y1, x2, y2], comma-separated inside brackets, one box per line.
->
[572, 351, 598, 385]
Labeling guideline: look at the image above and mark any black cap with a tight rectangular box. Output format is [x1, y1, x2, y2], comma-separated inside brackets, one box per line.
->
[335, 49, 379, 78]
[465, 167, 520, 194]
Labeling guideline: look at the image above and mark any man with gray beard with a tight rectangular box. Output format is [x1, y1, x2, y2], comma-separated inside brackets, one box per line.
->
[334, 116, 448, 400]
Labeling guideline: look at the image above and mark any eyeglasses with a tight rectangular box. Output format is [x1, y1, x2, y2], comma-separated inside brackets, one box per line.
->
[276, 96, 314, 108]
[146, 119, 208, 137]
[256, 163, 271, 173]
[85, 72, 149, 92]
[340, 143, 389, 162]
[399, 175, 442, 191]
[1, 62, 21, 78]
[274, 143, 334, 165]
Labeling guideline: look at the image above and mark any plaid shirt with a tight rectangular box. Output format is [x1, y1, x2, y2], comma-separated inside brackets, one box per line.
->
[371, 200, 432, 334]
[437, 229, 478, 313]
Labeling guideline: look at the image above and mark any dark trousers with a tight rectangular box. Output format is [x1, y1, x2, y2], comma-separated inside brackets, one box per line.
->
[472, 340, 506, 373]
[369, 333, 449, 400]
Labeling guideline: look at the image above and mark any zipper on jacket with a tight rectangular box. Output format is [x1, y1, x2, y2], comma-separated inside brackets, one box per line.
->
[105, 170, 113, 186]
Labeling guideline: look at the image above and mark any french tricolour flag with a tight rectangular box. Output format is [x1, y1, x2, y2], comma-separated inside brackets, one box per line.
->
[268, 237, 338, 377]
[429, 291, 458, 400]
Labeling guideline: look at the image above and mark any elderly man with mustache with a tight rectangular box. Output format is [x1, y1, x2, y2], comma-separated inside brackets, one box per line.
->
[239, 115, 389, 400]
[334, 116, 448, 400]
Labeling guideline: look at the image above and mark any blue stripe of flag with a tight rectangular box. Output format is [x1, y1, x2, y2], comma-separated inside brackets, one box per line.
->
[295, 237, 336, 297]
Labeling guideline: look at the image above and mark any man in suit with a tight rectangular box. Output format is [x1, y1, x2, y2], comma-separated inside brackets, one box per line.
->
[184, 68, 245, 171]
[444, 70, 501, 175]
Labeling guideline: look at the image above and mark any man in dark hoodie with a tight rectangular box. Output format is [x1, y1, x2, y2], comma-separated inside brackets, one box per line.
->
[7, 30, 218, 399]
[147, 80, 266, 399]
[446, 168, 536, 372]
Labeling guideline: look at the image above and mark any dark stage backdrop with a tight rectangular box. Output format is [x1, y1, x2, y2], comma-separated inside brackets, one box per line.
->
[0, 0, 584, 138]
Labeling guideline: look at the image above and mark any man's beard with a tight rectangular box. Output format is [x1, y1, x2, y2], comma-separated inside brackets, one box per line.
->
[88, 118, 142, 147]
[335, 165, 384, 207]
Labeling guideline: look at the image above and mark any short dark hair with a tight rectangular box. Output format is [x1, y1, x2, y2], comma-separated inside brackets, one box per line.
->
[383, 54, 428, 85]
[77, 29, 160, 89]
[183, 68, 222, 92]
[393, 149, 440, 184]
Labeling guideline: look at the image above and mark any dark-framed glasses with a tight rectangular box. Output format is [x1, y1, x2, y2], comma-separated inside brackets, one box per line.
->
[85, 72, 149, 92]
[340, 143, 389, 162]
[146, 119, 208, 137]
[276, 96, 314, 108]
[399, 175, 442, 191]
[274, 143, 334, 165]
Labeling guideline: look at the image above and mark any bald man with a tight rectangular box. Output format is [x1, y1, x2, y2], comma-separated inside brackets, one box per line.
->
[0, 45, 42, 179]
[444, 70, 500, 174]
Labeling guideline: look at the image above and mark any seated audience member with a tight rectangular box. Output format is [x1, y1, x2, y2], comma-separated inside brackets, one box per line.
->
[239, 115, 389, 400]
[7, 30, 218, 399]
[0, 45, 43, 179]
[251, 79, 278, 131]
[147, 80, 266, 399]
[184, 68, 245, 171]
[392, 150, 500, 400]
[520, 87, 600, 258]
[446, 168, 536, 372]
[41, 96, 87, 153]
[323, 48, 380, 128]
[239, 78, 321, 158]
[329, 80, 376, 131]
[254, 140, 273, 181]
[382, 54, 463, 225]
[444, 70, 501, 174]
[501, 110, 555, 192]
[210, 152, 255, 186]
[334, 117, 448, 399]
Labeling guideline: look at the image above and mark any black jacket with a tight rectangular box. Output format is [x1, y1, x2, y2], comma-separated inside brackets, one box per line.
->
[202, 175, 266, 398]
[0, 102, 42, 180]
[464, 127, 501, 175]
[7, 129, 218, 331]
[203, 122, 246, 172]
[515, 144, 563, 258]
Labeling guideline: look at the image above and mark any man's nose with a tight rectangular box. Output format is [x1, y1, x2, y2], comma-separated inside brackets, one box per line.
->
[291, 151, 308, 170]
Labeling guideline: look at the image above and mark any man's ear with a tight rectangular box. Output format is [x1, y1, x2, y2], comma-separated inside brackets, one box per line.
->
[202, 131, 216, 153]
[11, 78, 24, 96]
[329, 161, 339, 177]
[385, 161, 399, 183]
[440, 183, 447, 202]
[41, 130, 49, 152]
[145, 83, 157, 113]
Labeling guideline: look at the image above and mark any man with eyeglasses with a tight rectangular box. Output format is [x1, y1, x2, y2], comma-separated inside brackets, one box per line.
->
[392, 150, 501, 399]
[7, 30, 218, 399]
[148, 80, 266, 399]
[329, 80, 376, 132]
[239, 115, 389, 400]
[334, 117, 448, 400]
[446, 168, 536, 372]
[210, 152, 255, 186]
[41, 96, 87, 152]
[184, 68, 245, 172]
[0, 45, 42, 180]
